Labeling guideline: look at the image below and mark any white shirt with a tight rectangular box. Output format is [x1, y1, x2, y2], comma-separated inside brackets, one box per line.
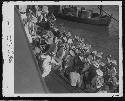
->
[70, 72, 80, 86]
[41, 55, 52, 77]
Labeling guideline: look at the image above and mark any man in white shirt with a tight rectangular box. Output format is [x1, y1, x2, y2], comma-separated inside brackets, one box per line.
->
[69, 71, 81, 87]
[40, 54, 52, 77]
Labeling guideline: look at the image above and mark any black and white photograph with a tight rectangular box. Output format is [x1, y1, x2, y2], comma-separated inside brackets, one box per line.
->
[2, 1, 123, 97]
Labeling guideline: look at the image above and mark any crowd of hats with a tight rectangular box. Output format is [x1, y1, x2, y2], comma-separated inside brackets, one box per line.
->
[19, 5, 119, 93]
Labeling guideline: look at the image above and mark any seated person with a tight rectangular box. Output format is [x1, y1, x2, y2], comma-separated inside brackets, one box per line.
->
[84, 66, 97, 90]
[36, 17, 51, 30]
[74, 54, 84, 74]
[40, 53, 52, 77]
[69, 71, 81, 87]
[51, 28, 61, 38]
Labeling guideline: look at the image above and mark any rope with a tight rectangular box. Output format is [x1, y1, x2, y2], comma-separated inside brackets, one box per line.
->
[97, 6, 119, 22]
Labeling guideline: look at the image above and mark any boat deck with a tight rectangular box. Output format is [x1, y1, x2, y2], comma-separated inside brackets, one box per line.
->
[14, 6, 84, 93]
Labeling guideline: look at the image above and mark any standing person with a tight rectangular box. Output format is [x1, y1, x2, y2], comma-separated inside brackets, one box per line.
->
[76, 6, 81, 17]
[36, 6, 42, 22]
[35, 5, 39, 17]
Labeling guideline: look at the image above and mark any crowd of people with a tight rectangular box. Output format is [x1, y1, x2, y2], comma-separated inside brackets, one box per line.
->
[18, 5, 119, 93]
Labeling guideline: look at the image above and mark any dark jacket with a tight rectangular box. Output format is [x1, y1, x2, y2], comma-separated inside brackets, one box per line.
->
[74, 55, 84, 73]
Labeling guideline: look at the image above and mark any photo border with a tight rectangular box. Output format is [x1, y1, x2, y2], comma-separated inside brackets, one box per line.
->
[2, 1, 123, 97]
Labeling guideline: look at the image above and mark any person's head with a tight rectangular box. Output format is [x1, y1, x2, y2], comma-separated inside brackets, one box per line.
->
[42, 6, 49, 14]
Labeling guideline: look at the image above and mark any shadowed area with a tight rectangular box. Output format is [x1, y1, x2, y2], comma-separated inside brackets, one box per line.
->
[14, 7, 48, 93]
